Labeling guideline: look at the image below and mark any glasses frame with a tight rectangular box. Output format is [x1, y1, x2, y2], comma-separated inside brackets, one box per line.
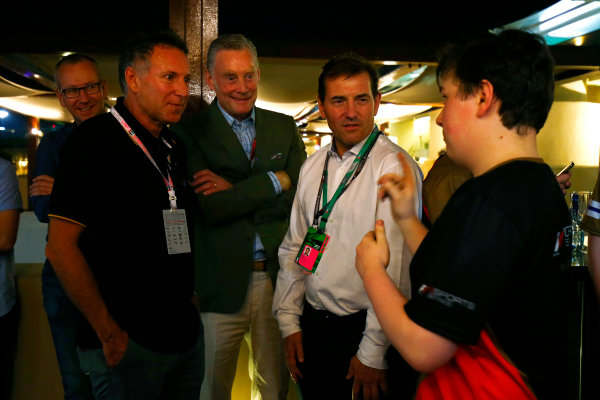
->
[60, 80, 104, 98]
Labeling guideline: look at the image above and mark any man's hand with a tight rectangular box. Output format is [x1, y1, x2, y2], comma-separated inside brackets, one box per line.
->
[556, 172, 572, 194]
[274, 170, 292, 191]
[356, 220, 390, 281]
[283, 331, 304, 383]
[346, 355, 388, 400]
[101, 326, 129, 368]
[29, 174, 55, 197]
[378, 153, 417, 223]
[190, 169, 233, 195]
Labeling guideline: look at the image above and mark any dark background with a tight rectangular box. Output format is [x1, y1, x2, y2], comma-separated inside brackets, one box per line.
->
[2, 0, 567, 61]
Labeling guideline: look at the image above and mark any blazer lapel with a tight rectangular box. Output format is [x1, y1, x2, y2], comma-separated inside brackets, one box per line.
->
[253, 108, 276, 173]
[206, 102, 251, 174]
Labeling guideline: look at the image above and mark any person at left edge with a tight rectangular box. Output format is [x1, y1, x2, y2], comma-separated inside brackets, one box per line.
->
[0, 156, 23, 400]
[30, 52, 107, 400]
[45, 29, 201, 400]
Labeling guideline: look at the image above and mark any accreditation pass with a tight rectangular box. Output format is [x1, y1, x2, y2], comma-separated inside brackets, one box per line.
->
[162, 209, 191, 254]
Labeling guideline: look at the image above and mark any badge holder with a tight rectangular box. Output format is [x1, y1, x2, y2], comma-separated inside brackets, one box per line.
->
[295, 227, 330, 273]
[163, 210, 191, 255]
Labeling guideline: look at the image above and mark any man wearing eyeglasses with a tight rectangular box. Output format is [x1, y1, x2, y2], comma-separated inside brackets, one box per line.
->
[29, 53, 107, 400]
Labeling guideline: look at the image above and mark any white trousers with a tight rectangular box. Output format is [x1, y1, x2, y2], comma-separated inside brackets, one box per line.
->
[200, 272, 288, 400]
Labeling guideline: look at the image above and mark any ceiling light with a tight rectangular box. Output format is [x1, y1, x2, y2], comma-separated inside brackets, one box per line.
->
[539, 1, 599, 32]
[496, 0, 600, 45]
[547, 11, 600, 40]
[380, 66, 428, 94]
[31, 128, 43, 136]
[540, 0, 585, 21]
[0, 97, 77, 122]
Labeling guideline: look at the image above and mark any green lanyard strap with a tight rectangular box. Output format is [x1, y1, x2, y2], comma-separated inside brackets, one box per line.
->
[312, 129, 381, 232]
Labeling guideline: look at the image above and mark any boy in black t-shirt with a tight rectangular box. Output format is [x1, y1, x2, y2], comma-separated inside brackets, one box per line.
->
[355, 30, 570, 399]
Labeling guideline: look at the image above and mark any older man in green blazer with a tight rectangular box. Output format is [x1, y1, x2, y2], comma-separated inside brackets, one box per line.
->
[173, 34, 306, 400]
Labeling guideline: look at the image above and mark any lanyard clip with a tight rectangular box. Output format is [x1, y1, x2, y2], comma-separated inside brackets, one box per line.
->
[168, 190, 178, 211]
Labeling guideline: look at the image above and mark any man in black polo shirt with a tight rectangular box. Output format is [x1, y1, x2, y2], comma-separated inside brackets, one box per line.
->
[46, 29, 201, 400]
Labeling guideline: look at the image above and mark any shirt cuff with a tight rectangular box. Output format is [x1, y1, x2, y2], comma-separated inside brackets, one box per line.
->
[356, 335, 389, 370]
[268, 171, 282, 195]
[276, 312, 302, 339]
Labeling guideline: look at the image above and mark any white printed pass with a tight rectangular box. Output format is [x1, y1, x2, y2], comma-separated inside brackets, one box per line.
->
[162, 209, 191, 255]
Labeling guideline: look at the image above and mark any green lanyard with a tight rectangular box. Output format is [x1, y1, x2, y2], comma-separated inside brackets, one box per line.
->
[312, 128, 381, 232]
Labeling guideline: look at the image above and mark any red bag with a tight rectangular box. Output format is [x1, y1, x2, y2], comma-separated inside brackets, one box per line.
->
[415, 329, 536, 399]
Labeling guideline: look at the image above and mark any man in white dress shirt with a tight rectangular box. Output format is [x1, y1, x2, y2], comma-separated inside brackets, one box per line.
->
[272, 53, 423, 400]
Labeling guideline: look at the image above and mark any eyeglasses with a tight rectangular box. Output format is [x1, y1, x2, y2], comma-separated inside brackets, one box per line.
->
[60, 81, 103, 98]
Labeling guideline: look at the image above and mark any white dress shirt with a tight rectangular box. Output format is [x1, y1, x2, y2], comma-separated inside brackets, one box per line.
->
[273, 132, 423, 369]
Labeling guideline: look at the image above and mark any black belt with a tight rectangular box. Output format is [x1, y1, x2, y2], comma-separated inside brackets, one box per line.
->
[252, 260, 266, 271]
[302, 301, 367, 322]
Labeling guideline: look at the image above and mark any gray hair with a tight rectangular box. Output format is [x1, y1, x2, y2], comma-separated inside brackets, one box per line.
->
[206, 34, 259, 74]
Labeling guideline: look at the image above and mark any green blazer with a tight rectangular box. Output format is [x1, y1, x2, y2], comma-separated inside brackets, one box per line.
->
[173, 101, 307, 313]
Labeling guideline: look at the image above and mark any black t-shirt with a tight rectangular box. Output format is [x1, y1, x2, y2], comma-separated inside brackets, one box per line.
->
[49, 99, 199, 353]
[405, 160, 570, 399]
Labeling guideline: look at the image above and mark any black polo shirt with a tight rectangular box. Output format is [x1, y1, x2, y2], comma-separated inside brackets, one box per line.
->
[49, 98, 199, 353]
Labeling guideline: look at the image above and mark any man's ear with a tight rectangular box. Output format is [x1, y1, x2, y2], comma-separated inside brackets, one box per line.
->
[205, 69, 216, 92]
[56, 89, 66, 108]
[317, 96, 326, 119]
[125, 66, 139, 94]
[373, 92, 382, 116]
[100, 79, 108, 100]
[476, 79, 496, 118]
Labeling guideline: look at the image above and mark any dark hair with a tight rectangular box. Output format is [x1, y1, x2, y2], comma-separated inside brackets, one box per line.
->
[118, 29, 188, 94]
[318, 52, 379, 102]
[206, 33, 258, 74]
[436, 29, 555, 134]
[54, 53, 101, 88]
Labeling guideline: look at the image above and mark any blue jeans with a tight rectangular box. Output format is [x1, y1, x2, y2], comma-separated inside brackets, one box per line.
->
[42, 261, 94, 400]
[78, 336, 203, 400]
